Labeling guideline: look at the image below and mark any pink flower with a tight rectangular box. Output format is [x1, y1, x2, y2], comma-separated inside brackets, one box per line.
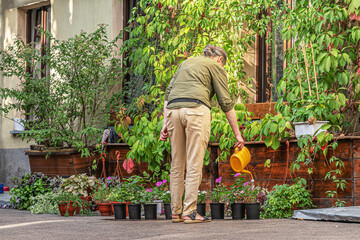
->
[215, 177, 222, 183]
[243, 182, 249, 187]
[162, 179, 167, 184]
[240, 191, 245, 194]
[146, 188, 152, 192]
[156, 181, 163, 187]
[234, 173, 241, 177]
[107, 177, 111, 180]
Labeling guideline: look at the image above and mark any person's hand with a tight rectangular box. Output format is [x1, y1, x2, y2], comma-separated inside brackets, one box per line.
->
[234, 134, 245, 150]
[160, 124, 168, 141]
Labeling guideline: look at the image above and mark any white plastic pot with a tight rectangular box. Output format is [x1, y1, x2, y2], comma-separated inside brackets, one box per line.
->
[294, 121, 329, 139]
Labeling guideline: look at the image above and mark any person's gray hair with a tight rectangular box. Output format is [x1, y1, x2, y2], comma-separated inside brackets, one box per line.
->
[203, 44, 227, 65]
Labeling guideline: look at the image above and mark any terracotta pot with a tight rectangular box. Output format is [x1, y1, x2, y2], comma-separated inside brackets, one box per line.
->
[81, 196, 92, 211]
[58, 201, 75, 216]
[97, 203, 112, 216]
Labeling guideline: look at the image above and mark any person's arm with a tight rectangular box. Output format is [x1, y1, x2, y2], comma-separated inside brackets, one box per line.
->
[160, 101, 168, 141]
[225, 108, 245, 150]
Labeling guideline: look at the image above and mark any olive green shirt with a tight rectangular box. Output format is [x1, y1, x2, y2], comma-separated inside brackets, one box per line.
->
[164, 56, 234, 112]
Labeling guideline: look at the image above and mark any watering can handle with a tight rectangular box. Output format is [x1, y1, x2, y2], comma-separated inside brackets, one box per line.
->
[234, 147, 241, 153]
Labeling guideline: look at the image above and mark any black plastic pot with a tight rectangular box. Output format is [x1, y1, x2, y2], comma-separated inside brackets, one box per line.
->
[231, 203, 245, 220]
[210, 203, 224, 219]
[197, 203, 206, 216]
[144, 204, 157, 220]
[113, 203, 127, 220]
[164, 203, 172, 220]
[245, 203, 260, 219]
[128, 204, 141, 220]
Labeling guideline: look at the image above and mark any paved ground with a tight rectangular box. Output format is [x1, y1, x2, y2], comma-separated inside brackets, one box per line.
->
[1, 209, 360, 240]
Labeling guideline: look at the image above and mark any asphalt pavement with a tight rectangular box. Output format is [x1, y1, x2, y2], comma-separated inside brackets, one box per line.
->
[1, 209, 360, 240]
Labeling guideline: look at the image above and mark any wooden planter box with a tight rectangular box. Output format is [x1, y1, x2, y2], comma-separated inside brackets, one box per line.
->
[25, 149, 94, 177]
[210, 136, 360, 208]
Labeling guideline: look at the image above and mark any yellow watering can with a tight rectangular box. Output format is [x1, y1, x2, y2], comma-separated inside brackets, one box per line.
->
[230, 146, 254, 180]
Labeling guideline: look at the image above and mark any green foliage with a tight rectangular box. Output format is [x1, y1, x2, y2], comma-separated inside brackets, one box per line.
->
[122, 113, 172, 171]
[263, 183, 315, 219]
[61, 174, 99, 197]
[197, 190, 207, 204]
[278, 0, 358, 132]
[92, 185, 110, 204]
[0, 25, 121, 156]
[229, 173, 247, 204]
[209, 177, 229, 203]
[10, 172, 62, 210]
[119, 0, 286, 115]
[29, 192, 60, 215]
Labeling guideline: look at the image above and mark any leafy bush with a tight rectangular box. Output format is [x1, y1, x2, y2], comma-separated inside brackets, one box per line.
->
[0, 25, 121, 156]
[263, 183, 315, 219]
[10, 172, 62, 210]
[61, 174, 99, 197]
[30, 192, 60, 215]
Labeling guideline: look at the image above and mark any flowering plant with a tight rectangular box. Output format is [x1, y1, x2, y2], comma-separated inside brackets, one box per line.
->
[229, 173, 247, 204]
[209, 177, 229, 203]
[155, 179, 171, 204]
[242, 181, 268, 204]
[197, 190, 207, 204]
[140, 188, 157, 204]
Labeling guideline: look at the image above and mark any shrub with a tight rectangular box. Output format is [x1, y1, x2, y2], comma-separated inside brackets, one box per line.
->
[263, 183, 315, 219]
[10, 172, 62, 210]
[30, 192, 60, 214]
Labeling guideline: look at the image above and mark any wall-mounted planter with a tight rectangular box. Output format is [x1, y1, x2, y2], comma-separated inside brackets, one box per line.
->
[293, 121, 329, 139]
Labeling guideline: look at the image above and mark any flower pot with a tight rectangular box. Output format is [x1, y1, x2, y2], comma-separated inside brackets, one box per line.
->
[153, 200, 162, 216]
[80, 196, 92, 213]
[210, 203, 224, 219]
[164, 203, 172, 220]
[58, 201, 75, 216]
[144, 204, 157, 220]
[294, 121, 329, 139]
[231, 203, 245, 220]
[128, 204, 141, 220]
[97, 203, 112, 216]
[245, 202, 260, 219]
[113, 203, 127, 220]
[111, 201, 131, 216]
[196, 203, 206, 216]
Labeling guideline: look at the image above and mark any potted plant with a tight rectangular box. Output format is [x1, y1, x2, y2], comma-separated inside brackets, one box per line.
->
[229, 173, 247, 220]
[242, 181, 268, 220]
[155, 179, 171, 219]
[197, 190, 207, 217]
[0, 25, 121, 176]
[124, 176, 144, 220]
[107, 183, 129, 220]
[140, 188, 158, 220]
[61, 174, 99, 213]
[92, 185, 111, 216]
[54, 191, 83, 217]
[209, 177, 229, 220]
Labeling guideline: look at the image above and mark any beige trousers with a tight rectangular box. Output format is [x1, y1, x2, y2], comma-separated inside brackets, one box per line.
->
[166, 105, 211, 216]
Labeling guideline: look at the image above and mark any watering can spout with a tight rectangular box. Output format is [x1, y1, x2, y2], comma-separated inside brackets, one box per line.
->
[230, 147, 253, 180]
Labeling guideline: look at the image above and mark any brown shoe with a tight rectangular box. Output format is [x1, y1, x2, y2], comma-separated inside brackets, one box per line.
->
[172, 214, 184, 223]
